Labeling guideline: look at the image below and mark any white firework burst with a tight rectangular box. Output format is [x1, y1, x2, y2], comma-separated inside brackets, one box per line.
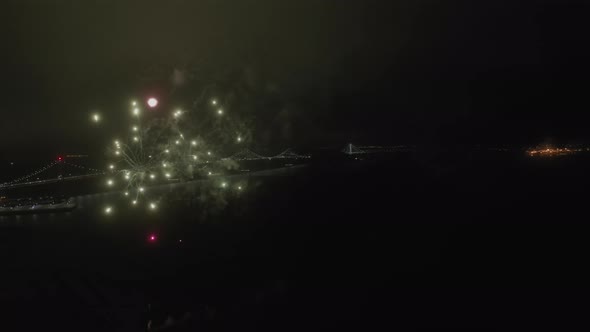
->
[93, 96, 250, 214]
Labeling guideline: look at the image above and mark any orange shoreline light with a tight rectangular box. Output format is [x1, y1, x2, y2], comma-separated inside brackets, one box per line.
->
[527, 147, 584, 157]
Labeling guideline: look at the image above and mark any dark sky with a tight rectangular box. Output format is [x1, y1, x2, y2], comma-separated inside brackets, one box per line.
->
[2, 0, 589, 158]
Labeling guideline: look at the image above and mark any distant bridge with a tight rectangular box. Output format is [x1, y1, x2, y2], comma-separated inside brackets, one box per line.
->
[0, 145, 417, 189]
[0, 161, 104, 190]
[223, 148, 311, 161]
[0, 148, 311, 189]
[342, 143, 415, 155]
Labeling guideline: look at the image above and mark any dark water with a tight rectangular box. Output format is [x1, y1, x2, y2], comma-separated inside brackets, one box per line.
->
[2, 152, 590, 330]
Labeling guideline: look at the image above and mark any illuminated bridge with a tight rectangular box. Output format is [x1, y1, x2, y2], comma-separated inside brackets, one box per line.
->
[224, 148, 311, 161]
[0, 148, 311, 189]
[0, 160, 104, 190]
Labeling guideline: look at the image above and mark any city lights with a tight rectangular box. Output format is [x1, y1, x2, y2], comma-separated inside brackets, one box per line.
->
[527, 146, 583, 157]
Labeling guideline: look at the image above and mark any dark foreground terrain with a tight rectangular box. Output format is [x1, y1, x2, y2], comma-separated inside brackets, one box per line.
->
[2, 151, 590, 331]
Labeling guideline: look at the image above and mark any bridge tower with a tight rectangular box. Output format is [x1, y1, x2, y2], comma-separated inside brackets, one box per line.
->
[56, 156, 64, 179]
[342, 144, 364, 155]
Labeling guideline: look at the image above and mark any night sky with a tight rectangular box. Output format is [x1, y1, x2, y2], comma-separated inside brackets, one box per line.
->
[2, 0, 589, 159]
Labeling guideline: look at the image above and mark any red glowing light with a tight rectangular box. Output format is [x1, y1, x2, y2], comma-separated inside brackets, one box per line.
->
[57, 156, 63, 162]
[147, 97, 158, 108]
[148, 234, 157, 242]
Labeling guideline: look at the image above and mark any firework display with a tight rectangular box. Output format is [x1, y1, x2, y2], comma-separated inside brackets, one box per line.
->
[93, 96, 250, 214]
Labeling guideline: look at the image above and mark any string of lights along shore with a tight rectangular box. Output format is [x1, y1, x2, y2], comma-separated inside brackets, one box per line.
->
[91, 96, 249, 216]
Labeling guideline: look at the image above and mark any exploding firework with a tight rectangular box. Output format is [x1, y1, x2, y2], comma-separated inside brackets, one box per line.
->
[94, 96, 251, 213]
